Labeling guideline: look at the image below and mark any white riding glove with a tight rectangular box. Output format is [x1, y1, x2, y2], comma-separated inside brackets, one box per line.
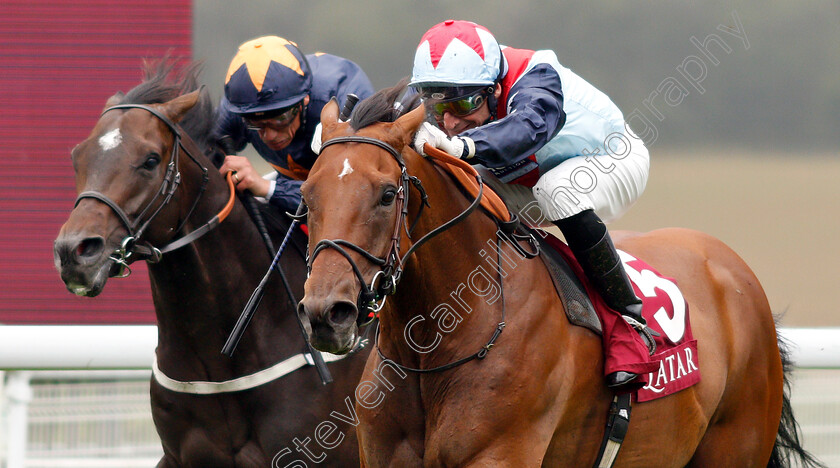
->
[310, 122, 324, 154]
[413, 122, 475, 159]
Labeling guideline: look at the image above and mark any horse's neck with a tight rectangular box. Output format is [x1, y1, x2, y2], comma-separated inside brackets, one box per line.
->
[380, 157, 505, 366]
[148, 179, 290, 363]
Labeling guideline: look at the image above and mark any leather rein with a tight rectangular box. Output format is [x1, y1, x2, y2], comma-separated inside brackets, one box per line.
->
[310, 136, 509, 373]
[75, 104, 235, 276]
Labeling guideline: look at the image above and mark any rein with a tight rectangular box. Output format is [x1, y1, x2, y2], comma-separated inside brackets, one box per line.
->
[312, 136, 506, 373]
[75, 104, 235, 276]
[313, 137, 484, 323]
[375, 235, 507, 373]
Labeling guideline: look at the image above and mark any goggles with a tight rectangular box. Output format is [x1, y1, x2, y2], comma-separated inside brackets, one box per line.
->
[245, 103, 302, 132]
[423, 87, 493, 118]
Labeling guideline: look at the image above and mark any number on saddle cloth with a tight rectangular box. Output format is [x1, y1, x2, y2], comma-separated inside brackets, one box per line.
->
[536, 234, 700, 403]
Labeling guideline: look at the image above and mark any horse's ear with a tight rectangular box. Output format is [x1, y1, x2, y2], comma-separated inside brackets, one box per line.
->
[160, 90, 201, 124]
[390, 105, 427, 147]
[321, 98, 340, 128]
[103, 92, 124, 111]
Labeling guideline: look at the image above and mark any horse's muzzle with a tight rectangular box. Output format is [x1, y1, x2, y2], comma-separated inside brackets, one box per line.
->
[298, 298, 359, 354]
[54, 233, 112, 296]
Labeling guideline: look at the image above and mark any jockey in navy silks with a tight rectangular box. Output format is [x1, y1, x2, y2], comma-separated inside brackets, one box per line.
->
[216, 35, 374, 213]
[410, 20, 654, 389]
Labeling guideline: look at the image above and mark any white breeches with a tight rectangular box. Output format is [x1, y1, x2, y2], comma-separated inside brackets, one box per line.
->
[531, 132, 649, 223]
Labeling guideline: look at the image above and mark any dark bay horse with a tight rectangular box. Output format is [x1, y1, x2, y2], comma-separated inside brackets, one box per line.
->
[297, 84, 820, 467]
[53, 63, 368, 467]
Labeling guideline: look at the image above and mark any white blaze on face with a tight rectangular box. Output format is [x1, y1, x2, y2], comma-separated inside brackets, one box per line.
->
[338, 158, 354, 179]
[98, 128, 122, 151]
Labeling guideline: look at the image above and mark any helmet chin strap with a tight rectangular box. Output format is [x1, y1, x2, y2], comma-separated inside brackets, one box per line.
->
[299, 97, 308, 129]
[486, 83, 500, 123]
[486, 50, 506, 123]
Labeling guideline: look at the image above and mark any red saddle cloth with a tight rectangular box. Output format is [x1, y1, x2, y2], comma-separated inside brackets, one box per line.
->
[542, 235, 700, 402]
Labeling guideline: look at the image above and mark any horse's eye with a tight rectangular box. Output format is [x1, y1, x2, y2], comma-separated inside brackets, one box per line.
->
[142, 154, 161, 170]
[381, 188, 397, 206]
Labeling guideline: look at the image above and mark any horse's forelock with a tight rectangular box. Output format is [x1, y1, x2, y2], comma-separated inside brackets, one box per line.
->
[350, 78, 420, 131]
[117, 58, 215, 151]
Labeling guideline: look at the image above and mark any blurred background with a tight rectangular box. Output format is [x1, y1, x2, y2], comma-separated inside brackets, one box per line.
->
[1, 1, 838, 465]
[197, 0, 840, 153]
[193, 0, 839, 327]
[2, 0, 837, 327]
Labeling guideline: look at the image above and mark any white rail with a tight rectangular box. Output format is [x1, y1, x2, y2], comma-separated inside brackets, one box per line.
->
[0, 325, 157, 370]
[0, 325, 837, 370]
[0, 325, 838, 468]
[0, 325, 156, 468]
[777, 327, 840, 368]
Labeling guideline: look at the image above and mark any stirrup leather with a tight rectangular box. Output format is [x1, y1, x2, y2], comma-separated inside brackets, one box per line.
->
[621, 315, 657, 356]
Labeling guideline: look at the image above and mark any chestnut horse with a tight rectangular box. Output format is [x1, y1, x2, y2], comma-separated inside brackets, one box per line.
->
[297, 84, 821, 467]
[53, 63, 368, 467]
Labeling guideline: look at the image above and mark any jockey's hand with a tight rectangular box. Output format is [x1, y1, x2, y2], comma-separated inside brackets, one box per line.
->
[413, 122, 475, 159]
[219, 155, 271, 197]
[310, 122, 324, 154]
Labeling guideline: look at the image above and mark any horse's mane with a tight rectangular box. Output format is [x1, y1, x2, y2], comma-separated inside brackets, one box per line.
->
[351, 78, 421, 131]
[117, 57, 215, 153]
[116, 58, 305, 253]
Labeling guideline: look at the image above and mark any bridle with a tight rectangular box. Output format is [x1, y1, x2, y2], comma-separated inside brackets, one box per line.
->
[310, 136, 485, 327]
[310, 137, 416, 325]
[74, 103, 234, 277]
[309, 135, 516, 373]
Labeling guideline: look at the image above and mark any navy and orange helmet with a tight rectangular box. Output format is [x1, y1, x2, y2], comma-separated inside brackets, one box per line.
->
[224, 36, 312, 117]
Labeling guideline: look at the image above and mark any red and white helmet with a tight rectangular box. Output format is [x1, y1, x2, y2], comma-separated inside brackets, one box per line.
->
[410, 20, 502, 87]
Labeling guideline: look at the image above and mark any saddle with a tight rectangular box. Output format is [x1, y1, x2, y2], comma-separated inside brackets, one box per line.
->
[435, 160, 701, 466]
[427, 156, 601, 333]
[535, 232, 603, 335]
[432, 160, 603, 333]
[427, 153, 701, 403]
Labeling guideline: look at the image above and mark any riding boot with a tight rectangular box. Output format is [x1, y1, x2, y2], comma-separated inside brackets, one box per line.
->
[554, 210, 656, 388]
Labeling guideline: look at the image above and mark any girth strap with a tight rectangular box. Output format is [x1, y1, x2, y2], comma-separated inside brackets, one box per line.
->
[593, 393, 632, 467]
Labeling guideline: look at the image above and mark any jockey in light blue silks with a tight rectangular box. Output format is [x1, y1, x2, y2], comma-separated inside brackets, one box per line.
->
[410, 20, 653, 389]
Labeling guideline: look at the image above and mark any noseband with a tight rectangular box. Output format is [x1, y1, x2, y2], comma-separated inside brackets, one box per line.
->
[310, 135, 523, 373]
[309, 135, 484, 327]
[74, 104, 228, 276]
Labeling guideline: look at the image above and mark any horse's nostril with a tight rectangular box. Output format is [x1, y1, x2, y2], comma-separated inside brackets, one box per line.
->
[298, 301, 311, 323]
[76, 237, 105, 259]
[328, 301, 358, 328]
